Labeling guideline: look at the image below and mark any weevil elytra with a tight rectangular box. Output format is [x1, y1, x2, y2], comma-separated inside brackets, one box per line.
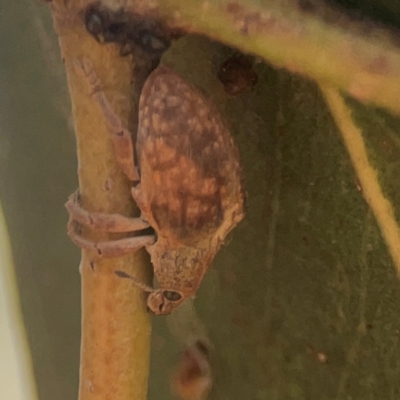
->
[66, 59, 245, 315]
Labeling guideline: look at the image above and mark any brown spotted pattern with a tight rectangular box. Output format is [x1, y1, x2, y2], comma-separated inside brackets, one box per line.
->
[136, 66, 244, 246]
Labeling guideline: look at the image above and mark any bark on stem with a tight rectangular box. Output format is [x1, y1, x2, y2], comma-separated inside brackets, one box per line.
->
[86, 0, 400, 115]
[50, 2, 152, 400]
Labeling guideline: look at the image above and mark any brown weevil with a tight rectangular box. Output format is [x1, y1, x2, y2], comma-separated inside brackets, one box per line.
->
[66, 58, 245, 315]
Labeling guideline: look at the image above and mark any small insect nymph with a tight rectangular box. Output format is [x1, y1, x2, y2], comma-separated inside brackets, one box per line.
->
[66, 58, 245, 315]
[218, 54, 258, 96]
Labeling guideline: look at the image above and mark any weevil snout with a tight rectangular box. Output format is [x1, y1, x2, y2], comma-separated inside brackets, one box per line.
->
[115, 270, 185, 315]
[147, 289, 184, 315]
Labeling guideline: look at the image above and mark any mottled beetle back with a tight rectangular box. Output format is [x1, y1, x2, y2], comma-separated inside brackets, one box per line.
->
[136, 65, 244, 247]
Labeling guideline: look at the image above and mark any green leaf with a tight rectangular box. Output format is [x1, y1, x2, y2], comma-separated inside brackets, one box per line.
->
[149, 35, 400, 400]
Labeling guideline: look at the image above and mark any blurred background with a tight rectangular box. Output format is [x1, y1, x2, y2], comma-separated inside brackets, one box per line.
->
[0, 2, 79, 399]
[0, 206, 38, 400]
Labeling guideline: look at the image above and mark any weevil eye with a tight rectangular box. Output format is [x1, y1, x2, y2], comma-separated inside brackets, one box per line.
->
[163, 290, 182, 302]
[147, 290, 182, 314]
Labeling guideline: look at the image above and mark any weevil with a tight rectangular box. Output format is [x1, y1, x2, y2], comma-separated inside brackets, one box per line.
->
[66, 58, 245, 315]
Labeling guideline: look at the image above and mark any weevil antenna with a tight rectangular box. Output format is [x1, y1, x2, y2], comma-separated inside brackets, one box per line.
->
[114, 270, 154, 293]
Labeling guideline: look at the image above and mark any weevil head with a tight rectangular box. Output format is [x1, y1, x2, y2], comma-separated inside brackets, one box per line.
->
[144, 243, 214, 315]
[147, 289, 186, 315]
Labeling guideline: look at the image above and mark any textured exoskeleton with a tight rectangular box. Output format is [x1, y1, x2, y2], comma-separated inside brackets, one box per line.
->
[67, 59, 245, 314]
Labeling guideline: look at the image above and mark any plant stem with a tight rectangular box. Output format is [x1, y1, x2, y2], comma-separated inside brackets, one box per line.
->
[106, 0, 400, 115]
[50, 2, 152, 399]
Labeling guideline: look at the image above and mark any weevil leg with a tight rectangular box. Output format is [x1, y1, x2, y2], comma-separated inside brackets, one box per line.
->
[73, 57, 140, 182]
[68, 219, 155, 257]
[65, 191, 150, 232]
[66, 191, 156, 257]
